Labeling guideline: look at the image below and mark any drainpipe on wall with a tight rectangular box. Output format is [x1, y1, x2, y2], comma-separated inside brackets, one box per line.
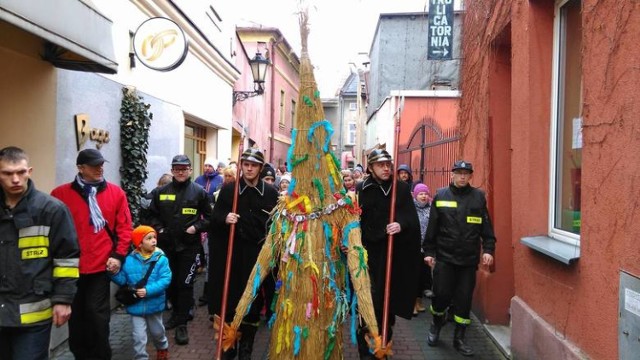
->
[269, 39, 276, 163]
[268, 37, 279, 164]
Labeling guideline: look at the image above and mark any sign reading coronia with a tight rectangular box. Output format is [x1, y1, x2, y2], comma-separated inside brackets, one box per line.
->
[133, 17, 188, 71]
[427, 0, 454, 60]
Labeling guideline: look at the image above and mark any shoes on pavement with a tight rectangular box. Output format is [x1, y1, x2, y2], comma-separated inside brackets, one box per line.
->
[157, 348, 169, 360]
[175, 325, 189, 345]
[164, 316, 179, 330]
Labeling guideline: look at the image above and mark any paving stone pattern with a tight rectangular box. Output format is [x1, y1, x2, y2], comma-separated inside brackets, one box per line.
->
[51, 275, 507, 359]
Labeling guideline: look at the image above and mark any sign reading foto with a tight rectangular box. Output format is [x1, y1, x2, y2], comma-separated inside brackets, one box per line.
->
[133, 17, 188, 71]
[427, 0, 454, 60]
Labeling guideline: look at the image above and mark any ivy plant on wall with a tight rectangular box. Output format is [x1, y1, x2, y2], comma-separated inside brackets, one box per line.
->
[119, 86, 152, 226]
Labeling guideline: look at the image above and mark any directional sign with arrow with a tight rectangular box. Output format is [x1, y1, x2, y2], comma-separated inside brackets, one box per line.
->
[427, 0, 454, 60]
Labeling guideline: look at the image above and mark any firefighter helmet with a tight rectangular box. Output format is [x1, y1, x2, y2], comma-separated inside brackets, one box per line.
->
[240, 148, 265, 165]
[367, 149, 393, 164]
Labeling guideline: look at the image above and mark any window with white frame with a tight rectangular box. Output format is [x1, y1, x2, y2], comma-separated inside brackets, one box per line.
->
[348, 102, 357, 111]
[550, 0, 582, 240]
[347, 121, 357, 145]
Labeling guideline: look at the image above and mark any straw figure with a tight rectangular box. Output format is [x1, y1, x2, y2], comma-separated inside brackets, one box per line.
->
[215, 9, 389, 360]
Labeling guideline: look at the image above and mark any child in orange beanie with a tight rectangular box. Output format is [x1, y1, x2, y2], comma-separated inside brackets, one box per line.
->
[111, 225, 172, 359]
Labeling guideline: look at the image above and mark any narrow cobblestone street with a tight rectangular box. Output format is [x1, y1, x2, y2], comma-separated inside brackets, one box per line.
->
[51, 275, 507, 360]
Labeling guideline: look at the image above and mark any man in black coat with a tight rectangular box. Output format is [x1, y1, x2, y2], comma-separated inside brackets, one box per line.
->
[423, 160, 496, 356]
[355, 149, 422, 359]
[147, 154, 211, 345]
[208, 148, 278, 360]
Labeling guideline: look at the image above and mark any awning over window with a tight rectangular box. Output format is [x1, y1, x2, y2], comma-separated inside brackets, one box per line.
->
[0, 0, 118, 74]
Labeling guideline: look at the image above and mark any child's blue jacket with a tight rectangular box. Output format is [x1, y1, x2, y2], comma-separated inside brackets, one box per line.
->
[111, 248, 171, 316]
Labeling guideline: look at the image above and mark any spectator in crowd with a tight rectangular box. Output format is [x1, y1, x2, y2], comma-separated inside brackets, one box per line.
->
[0, 146, 80, 360]
[397, 164, 415, 190]
[341, 169, 356, 192]
[278, 174, 291, 194]
[194, 158, 223, 203]
[110, 225, 171, 360]
[51, 148, 133, 360]
[412, 183, 433, 316]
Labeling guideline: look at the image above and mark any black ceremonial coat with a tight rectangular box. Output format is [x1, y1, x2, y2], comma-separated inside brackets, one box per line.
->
[356, 176, 422, 320]
[208, 178, 278, 321]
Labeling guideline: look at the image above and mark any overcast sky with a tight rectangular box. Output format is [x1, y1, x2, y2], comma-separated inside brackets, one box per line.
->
[225, 0, 433, 96]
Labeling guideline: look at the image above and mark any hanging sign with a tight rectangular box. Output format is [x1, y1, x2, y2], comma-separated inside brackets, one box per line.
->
[427, 0, 454, 60]
[133, 17, 188, 71]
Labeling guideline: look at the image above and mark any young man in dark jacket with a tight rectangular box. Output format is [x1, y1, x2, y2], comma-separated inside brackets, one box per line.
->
[208, 148, 278, 360]
[355, 149, 422, 359]
[0, 146, 80, 360]
[423, 160, 496, 356]
[147, 154, 211, 345]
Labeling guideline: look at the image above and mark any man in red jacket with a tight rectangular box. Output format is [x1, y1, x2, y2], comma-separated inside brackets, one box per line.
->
[51, 149, 133, 360]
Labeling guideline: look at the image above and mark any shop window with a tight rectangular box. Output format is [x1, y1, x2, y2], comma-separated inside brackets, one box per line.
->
[279, 90, 285, 129]
[550, 0, 582, 242]
[291, 99, 297, 130]
[347, 121, 356, 145]
[185, 122, 206, 176]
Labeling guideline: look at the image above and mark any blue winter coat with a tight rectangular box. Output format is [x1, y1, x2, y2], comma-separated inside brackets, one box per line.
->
[111, 249, 171, 316]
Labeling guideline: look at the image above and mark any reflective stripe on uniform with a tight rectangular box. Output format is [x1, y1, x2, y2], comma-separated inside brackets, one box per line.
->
[159, 194, 176, 201]
[430, 305, 446, 316]
[435, 200, 457, 208]
[454, 315, 471, 325]
[19, 226, 50, 248]
[19, 225, 50, 238]
[20, 299, 53, 324]
[182, 208, 197, 215]
[53, 267, 80, 278]
[53, 258, 80, 278]
[466, 216, 482, 224]
[22, 247, 48, 259]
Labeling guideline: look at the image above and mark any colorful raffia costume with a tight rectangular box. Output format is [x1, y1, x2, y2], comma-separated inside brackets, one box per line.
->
[215, 9, 389, 360]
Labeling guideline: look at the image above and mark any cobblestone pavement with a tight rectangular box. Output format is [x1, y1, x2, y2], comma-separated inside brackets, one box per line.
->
[51, 275, 507, 360]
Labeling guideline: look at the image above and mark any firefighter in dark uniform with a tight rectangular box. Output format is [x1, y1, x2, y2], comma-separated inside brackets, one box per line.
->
[208, 148, 278, 360]
[147, 154, 211, 345]
[0, 146, 80, 360]
[355, 149, 422, 359]
[423, 160, 496, 356]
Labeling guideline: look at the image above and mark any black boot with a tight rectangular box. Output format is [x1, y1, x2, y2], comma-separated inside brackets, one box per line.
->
[175, 325, 189, 345]
[453, 324, 474, 356]
[427, 314, 445, 346]
[221, 348, 237, 360]
[238, 324, 258, 360]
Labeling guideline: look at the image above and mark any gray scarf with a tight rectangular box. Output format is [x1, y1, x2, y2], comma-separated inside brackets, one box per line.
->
[75, 175, 106, 233]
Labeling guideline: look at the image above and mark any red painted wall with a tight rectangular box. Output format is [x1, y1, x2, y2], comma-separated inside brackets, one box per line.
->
[460, 0, 640, 358]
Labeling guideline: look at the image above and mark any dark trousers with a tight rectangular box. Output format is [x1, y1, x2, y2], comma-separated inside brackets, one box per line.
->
[431, 261, 477, 321]
[0, 323, 51, 360]
[69, 272, 112, 360]
[418, 260, 433, 296]
[166, 247, 199, 324]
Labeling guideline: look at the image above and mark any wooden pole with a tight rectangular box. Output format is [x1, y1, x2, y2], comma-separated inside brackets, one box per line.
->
[381, 96, 404, 348]
[215, 133, 245, 360]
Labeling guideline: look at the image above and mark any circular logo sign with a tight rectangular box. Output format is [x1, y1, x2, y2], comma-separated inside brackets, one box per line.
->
[133, 17, 188, 71]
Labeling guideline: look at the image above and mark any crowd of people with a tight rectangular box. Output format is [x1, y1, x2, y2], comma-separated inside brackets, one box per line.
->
[0, 145, 495, 360]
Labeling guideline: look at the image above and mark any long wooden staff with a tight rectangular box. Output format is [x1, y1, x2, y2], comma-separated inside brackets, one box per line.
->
[216, 126, 245, 360]
[381, 96, 404, 348]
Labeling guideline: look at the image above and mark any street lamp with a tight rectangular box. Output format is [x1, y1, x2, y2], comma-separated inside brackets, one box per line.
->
[233, 51, 270, 104]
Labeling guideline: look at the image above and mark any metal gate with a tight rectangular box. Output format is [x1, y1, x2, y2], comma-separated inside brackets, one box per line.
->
[397, 117, 460, 192]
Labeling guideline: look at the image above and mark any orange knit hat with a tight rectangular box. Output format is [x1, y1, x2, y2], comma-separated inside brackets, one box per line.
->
[131, 225, 156, 248]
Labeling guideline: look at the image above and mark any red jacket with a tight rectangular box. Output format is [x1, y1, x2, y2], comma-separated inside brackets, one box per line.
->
[51, 179, 132, 274]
